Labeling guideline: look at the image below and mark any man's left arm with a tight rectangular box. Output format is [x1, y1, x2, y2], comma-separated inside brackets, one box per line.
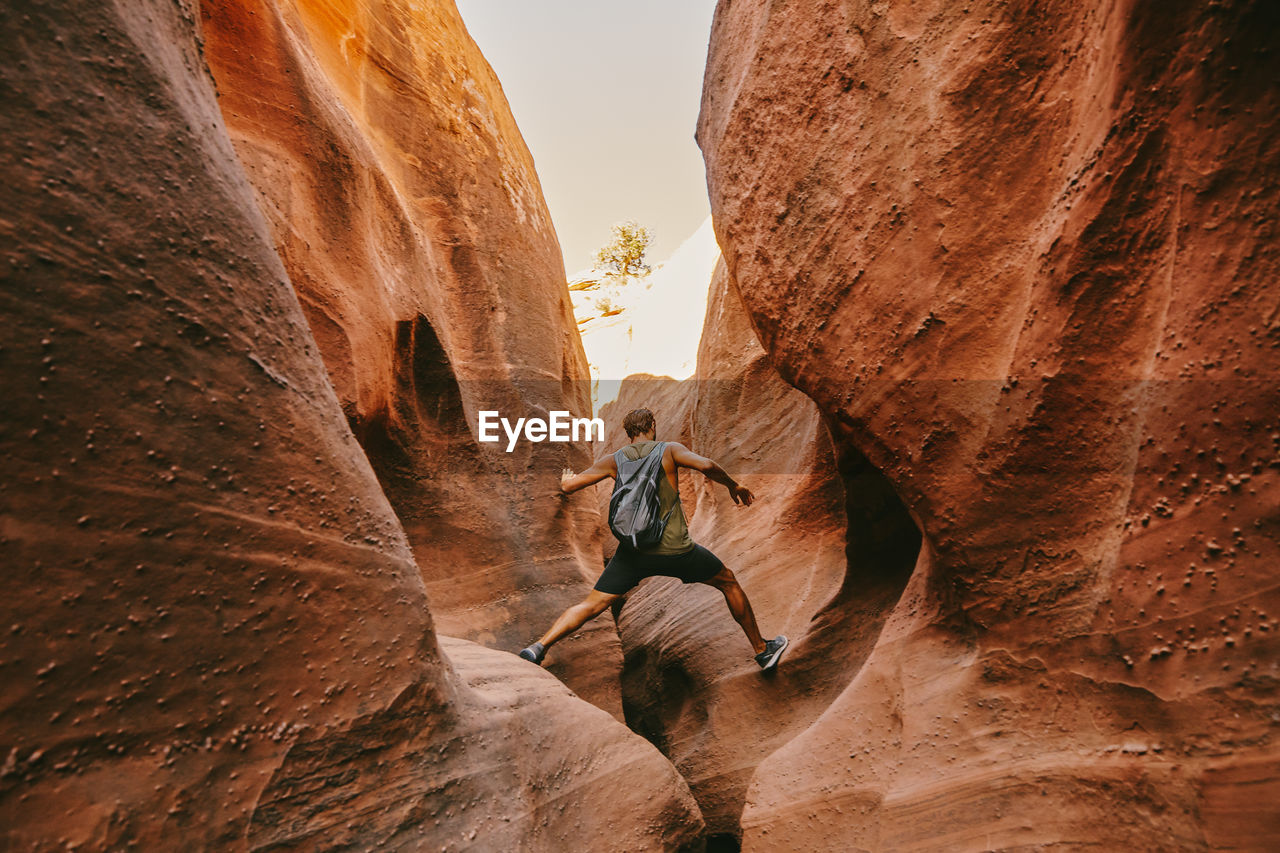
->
[560, 454, 616, 494]
[669, 442, 755, 505]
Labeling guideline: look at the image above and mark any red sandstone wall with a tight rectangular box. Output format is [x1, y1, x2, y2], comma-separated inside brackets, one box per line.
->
[6, 0, 1275, 847]
[0, 1, 702, 847]
[198, 0, 620, 715]
[699, 0, 1280, 848]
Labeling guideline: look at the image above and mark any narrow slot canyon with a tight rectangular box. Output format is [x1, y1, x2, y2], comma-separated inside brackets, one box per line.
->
[612, 430, 925, 849]
[599, 263, 925, 846]
[2, 0, 1276, 851]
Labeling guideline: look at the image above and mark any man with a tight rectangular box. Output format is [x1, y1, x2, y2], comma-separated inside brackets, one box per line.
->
[518, 407, 788, 670]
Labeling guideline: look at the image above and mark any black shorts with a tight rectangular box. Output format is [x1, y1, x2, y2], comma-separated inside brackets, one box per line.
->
[593, 543, 725, 595]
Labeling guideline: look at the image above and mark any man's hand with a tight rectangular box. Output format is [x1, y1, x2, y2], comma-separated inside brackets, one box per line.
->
[729, 483, 755, 506]
[560, 468, 576, 494]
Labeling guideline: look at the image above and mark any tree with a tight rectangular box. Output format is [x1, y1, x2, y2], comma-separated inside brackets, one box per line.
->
[595, 221, 653, 285]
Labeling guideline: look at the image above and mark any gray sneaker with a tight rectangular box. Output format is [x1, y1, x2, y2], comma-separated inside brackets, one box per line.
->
[518, 642, 546, 665]
[754, 635, 788, 670]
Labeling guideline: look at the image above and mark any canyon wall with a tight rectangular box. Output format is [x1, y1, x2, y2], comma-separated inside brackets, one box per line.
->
[199, 0, 620, 714]
[699, 0, 1279, 849]
[0, 0, 702, 849]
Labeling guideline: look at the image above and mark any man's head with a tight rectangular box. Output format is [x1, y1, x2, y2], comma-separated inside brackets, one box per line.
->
[622, 407, 656, 439]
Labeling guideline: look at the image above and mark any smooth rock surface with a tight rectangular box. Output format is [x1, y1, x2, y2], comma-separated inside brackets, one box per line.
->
[699, 0, 1280, 848]
[0, 1, 700, 848]
[200, 0, 620, 715]
[249, 636, 704, 851]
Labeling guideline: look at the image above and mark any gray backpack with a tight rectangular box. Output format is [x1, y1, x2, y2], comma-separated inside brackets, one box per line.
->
[608, 442, 675, 549]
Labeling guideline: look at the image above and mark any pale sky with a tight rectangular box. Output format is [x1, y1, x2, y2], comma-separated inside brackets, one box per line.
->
[455, 0, 716, 274]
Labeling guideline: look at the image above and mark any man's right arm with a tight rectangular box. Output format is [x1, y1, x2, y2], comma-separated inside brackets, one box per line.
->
[560, 453, 617, 494]
[668, 442, 754, 506]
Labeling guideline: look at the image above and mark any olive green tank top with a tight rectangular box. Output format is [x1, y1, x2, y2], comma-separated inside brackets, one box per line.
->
[620, 440, 694, 555]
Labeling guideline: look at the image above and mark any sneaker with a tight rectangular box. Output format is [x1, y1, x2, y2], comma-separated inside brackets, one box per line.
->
[518, 642, 546, 665]
[754, 635, 788, 671]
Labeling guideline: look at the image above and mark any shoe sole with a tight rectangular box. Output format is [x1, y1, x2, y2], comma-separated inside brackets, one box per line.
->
[757, 635, 789, 671]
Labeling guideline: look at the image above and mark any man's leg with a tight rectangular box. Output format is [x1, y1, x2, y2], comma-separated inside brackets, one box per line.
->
[522, 551, 637, 664]
[703, 567, 766, 655]
[537, 589, 621, 650]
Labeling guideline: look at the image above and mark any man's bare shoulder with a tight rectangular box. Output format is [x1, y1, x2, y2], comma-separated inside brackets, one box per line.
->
[665, 441, 706, 468]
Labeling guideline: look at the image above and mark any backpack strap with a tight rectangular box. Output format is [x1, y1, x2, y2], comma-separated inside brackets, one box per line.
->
[653, 442, 677, 523]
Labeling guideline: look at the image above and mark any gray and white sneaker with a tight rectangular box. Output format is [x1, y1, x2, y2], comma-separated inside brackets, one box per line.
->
[518, 642, 546, 665]
[754, 635, 788, 671]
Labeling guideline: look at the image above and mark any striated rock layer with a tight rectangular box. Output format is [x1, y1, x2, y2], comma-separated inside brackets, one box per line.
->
[0, 0, 702, 849]
[700, 0, 1280, 849]
[199, 0, 619, 715]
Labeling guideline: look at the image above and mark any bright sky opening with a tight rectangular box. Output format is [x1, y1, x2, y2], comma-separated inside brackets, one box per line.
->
[456, 0, 717, 274]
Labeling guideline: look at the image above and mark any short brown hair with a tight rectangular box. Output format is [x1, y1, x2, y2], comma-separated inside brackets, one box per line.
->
[623, 407, 655, 439]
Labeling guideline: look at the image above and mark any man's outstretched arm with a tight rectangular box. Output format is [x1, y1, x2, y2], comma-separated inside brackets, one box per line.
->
[668, 442, 755, 506]
[560, 454, 616, 494]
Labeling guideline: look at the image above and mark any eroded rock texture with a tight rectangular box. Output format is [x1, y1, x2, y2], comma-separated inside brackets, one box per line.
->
[199, 0, 620, 714]
[699, 0, 1280, 849]
[600, 263, 919, 840]
[0, 1, 701, 848]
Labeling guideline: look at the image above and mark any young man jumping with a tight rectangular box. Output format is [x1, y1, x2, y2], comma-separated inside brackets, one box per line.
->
[518, 407, 788, 671]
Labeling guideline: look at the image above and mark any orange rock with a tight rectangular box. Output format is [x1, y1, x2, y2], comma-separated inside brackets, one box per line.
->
[199, 0, 621, 714]
[699, 0, 1280, 848]
[0, 1, 700, 847]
